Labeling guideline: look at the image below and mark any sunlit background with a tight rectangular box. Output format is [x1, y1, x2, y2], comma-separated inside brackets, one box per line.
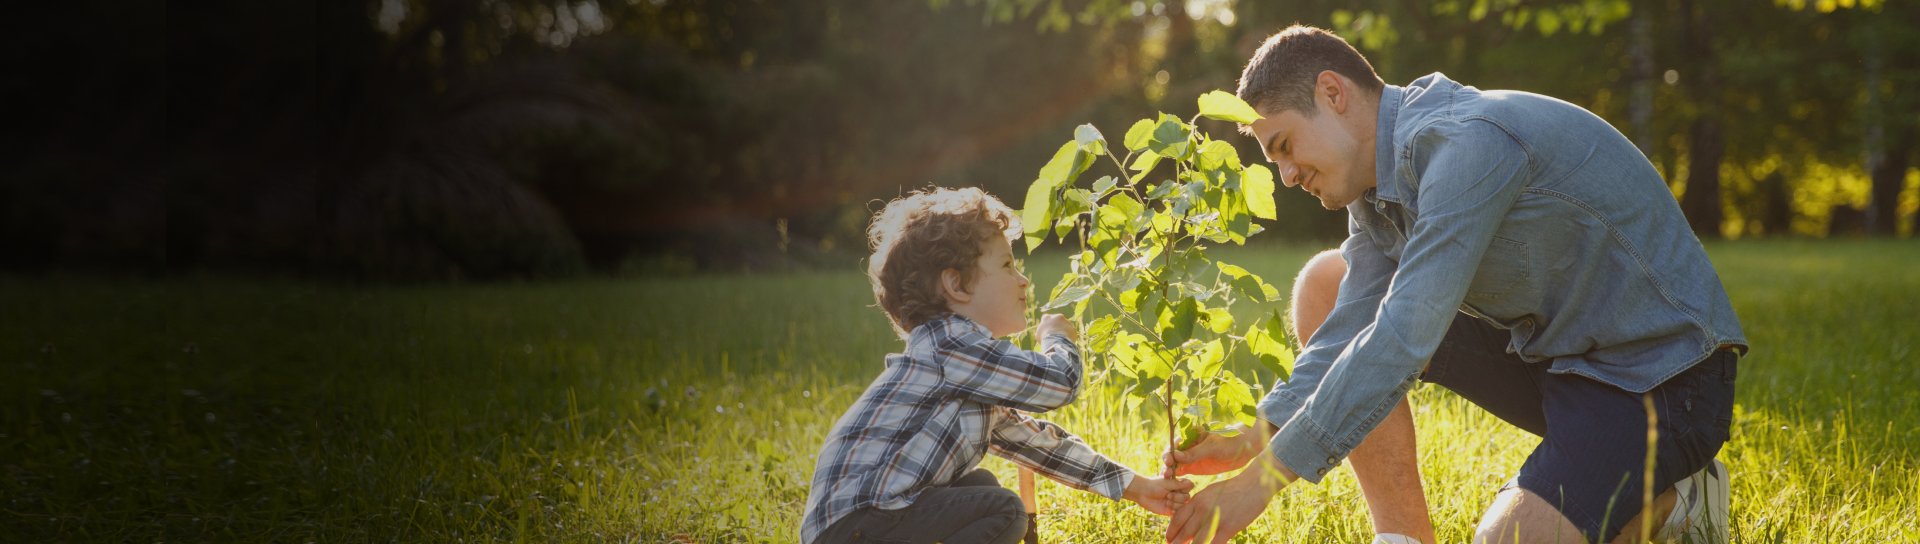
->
[24, 0, 1905, 281]
[4, 1, 1918, 541]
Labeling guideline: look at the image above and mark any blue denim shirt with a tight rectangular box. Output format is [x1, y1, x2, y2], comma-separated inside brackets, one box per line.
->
[1256, 73, 1748, 483]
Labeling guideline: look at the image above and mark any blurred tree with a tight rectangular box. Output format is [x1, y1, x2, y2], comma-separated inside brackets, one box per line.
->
[1855, 2, 1920, 235]
[979, 0, 1915, 240]
[27, 0, 1911, 278]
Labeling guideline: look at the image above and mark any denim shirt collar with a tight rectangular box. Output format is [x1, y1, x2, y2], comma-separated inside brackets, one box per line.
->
[1369, 83, 1407, 207]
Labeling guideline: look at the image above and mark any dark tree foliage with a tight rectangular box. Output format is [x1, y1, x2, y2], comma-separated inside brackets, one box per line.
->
[11, 0, 1913, 279]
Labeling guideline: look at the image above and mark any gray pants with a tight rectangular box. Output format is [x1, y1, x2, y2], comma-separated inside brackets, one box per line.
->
[816, 468, 1027, 544]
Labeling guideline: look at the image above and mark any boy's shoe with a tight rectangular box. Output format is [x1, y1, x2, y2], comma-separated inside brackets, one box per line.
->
[1371, 534, 1424, 544]
[1657, 459, 1730, 543]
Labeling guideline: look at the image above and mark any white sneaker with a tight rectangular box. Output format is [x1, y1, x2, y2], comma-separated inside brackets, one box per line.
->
[1656, 459, 1730, 543]
[1371, 534, 1424, 544]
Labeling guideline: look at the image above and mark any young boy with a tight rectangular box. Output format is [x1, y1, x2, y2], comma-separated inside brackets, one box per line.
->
[801, 187, 1192, 543]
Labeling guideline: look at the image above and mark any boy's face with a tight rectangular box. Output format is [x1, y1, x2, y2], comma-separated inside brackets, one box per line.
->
[948, 235, 1031, 337]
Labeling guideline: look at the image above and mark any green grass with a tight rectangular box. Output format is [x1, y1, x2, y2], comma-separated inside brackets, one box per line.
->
[3, 239, 1917, 542]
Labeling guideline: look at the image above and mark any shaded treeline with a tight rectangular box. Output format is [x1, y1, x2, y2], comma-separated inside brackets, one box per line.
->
[13, 0, 1914, 279]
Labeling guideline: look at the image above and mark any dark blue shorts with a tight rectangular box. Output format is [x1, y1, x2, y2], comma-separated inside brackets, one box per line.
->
[1420, 313, 1738, 542]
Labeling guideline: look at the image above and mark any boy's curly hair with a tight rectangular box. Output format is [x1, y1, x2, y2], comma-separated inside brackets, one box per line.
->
[866, 187, 1021, 338]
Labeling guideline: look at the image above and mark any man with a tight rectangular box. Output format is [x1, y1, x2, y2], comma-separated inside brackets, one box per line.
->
[1164, 26, 1746, 544]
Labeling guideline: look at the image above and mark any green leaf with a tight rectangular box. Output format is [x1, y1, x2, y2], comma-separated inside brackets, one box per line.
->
[1247, 311, 1295, 382]
[1217, 373, 1260, 422]
[1136, 348, 1173, 382]
[1086, 315, 1119, 354]
[1201, 307, 1235, 334]
[1197, 90, 1264, 124]
[1075, 123, 1108, 156]
[1021, 185, 1053, 253]
[1195, 339, 1226, 379]
[1129, 149, 1162, 172]
[1092, 175, 1117, 195]
[1132, 389, 1164, 424]
[1037, 141, 1093, 189]
[1150, 212, 1176, 238]
[1052, 188, 1092, 241]
[1043, 284, 1094, 311]
[1065, 187, 1096, 211]
[1195, 139, 1242, 173]
[1149, 115, 1192, 159]
[1168, 180, 1198, 217]
[1177, 416, 1206, 450]
[1107, 192, 1145, 218]
[1244, 164, 1277, 220]
[1161, 298, 1199, 346]
[1024, 141, 1096, 252]
[1218, 262, 1277, 303]
[1109, 332, 1143, 378]
[1120, 281, 1156, 313]
[1220, 190, 1252, 244]
[1129, 151, 1162, 185]
[1132, 377, 1166, 407]
[1123, 118, 1157, 152]
[1093, 210, 1128, 263]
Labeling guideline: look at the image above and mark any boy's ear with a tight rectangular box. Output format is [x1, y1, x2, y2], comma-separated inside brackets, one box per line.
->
[940, 267, 972, 304]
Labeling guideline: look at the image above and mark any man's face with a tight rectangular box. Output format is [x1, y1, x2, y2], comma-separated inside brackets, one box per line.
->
[1249, 102, 1372, 211]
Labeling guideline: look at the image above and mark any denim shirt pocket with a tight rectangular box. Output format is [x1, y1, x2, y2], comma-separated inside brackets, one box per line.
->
[1357, 212, 1406, 262]
[1462, 235, 1533, 319]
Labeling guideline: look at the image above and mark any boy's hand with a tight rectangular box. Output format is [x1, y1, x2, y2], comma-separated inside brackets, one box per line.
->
[1122, 472, 1195, 516]
[1036, 313, 1079, 343]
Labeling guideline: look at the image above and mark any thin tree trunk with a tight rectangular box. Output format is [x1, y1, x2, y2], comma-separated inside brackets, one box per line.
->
[1760, 171, 1791, 235]
[1679, 0, 1724, 238]
[1863, 24, 1893, 235]
[1871, 132, 1913, 236]
[1628, 0, 1656, 157]
[1683, 118, 1726, 237]
[1861, 13, 1917, 237]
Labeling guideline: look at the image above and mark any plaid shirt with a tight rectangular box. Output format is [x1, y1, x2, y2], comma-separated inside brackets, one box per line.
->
[800, 314, 1134, 543]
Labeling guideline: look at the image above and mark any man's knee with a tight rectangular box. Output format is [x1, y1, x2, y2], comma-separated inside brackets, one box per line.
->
[1291, 249, 1347, 340]
[1292, 249, 1347, 302]
[1474, 487, 1583, 544]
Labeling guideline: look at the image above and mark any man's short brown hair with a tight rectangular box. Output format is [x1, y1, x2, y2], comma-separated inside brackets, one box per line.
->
[866, 187, 1019, 338]
[1236, 25, 1386, 117]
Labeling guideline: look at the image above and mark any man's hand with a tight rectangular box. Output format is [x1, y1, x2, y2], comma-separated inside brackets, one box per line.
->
[1122, 472, 1195, 516]
[1165, 462, 1290, 544]
[1162, 424, 1266, 477]
[1036, 313, 1079, 343]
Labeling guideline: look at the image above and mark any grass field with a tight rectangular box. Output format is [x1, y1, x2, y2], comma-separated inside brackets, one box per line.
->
[3, 239, 1918, 542]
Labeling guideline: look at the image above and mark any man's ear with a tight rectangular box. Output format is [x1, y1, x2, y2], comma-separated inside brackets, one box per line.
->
[940, 268, 972, 304]
[1317, 70, 1348, 115]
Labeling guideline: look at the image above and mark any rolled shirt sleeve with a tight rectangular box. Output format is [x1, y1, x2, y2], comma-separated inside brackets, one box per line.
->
[988, 408, 1134, 501]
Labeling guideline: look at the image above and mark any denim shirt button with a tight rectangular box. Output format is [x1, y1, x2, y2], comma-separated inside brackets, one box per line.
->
[1316, 467, 1328, 476]
[1327, 456, 1339, 465]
